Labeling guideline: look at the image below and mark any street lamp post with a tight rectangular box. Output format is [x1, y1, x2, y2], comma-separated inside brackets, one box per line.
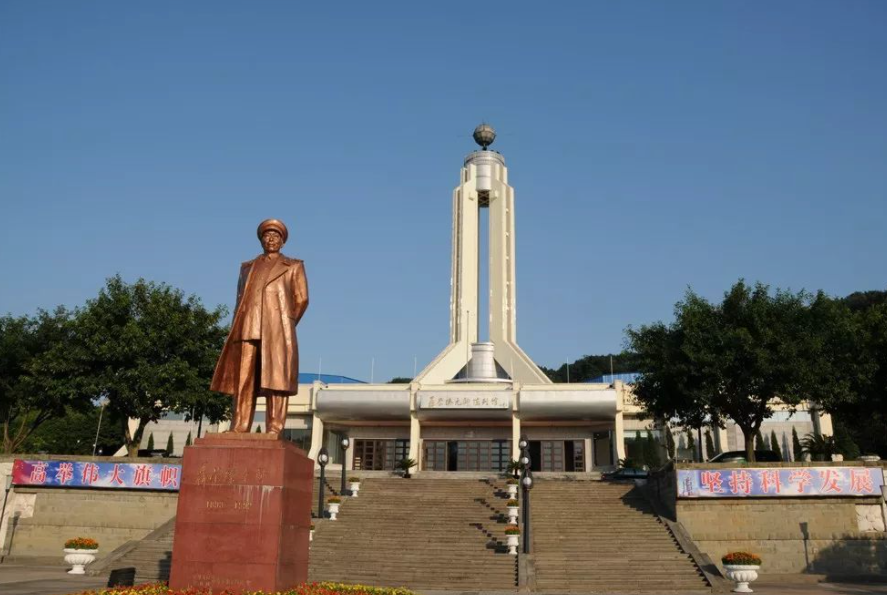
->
[518, 437, 530, 504]
[339, 436, 351, 496]
[317, 447, 329, 519]
[92, 397, 109, 456]
[522, 469, 534, 554]
[0, 475, 11, 564]
[517, 436, 529, 479]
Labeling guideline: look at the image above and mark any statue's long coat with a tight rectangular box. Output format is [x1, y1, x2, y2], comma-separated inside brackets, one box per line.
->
[210, 254, 309, 395]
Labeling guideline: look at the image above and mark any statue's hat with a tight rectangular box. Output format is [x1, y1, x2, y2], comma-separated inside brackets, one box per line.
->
[257, 219, 288, 243]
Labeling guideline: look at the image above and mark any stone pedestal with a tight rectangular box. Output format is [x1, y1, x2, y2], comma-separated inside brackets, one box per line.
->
[169, 434, 313, 592]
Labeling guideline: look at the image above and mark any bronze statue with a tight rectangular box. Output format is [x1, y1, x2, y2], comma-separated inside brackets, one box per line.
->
[210, 219, 309, 436]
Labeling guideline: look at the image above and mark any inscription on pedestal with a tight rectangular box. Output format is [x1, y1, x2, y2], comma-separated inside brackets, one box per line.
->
[169, 437, 312, 593]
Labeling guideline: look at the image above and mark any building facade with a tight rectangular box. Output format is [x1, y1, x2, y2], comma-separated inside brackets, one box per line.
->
[139, 125, 830, 468]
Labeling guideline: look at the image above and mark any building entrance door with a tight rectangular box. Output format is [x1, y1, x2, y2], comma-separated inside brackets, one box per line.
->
[527, 441, 586, 471]
[423, 440, 511, 471]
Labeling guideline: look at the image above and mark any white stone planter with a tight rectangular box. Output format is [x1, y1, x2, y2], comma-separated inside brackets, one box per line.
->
[507, 484, 518, 498]
[327, 502, 340, 521]
[309, 529, 314, 542]
[723, 564, 760, 593]
[349, 482, 360, 497]
[507, 506, 519, 524]
[505, 534, 519, 556]
[64, 548, 98, 574]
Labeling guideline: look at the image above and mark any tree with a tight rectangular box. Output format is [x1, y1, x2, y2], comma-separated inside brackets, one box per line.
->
[255, 425, 263, 433]
[628, 281, 833, 462]
[165, 433, 174, 456]
[643, 431, 661, 469]
[755, 429, 767, 451]
[74, 276, 229, 456]
[801, 433, 837, 462]
[792, 427, 804, 461]
[23, 404, 125, 455]
[832, 421, 860, 461]
[542, 352, 641, 383]
[770, 430, 783, 461]
[185, 431, 192, 447]
[388, 377, 413, 384]
[146, 432, 155, 451]
[686, 429, 696, 461]
[665, 428, 676, 460]
[704, 430, 715, 461]
[814, 293, 887, 458]
[632, 436, 647, 469]
[0, 309, 91, 453]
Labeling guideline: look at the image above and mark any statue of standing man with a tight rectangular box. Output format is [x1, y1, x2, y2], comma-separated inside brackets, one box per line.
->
[210, 219, 309, 437]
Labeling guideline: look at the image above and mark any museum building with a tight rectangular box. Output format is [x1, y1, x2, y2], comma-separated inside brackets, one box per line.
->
[143, 125, 831, 470]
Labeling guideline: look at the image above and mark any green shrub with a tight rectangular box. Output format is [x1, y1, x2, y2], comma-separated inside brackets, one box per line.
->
[770, 430, 783, 461]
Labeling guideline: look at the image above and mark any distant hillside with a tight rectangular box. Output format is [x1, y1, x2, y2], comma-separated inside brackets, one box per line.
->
[541, 352, 640, 383]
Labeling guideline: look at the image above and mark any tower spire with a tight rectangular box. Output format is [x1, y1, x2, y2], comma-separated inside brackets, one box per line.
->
[415, 125, 550, 385]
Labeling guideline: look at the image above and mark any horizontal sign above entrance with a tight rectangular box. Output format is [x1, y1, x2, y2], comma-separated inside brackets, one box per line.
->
[418, 393, 510, 409]
[12, 459, 181, 491]
[677, 466, 884, 498]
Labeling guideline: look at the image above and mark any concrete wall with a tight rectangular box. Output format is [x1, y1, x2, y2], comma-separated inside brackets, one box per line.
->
[7, 487, 178, 561]
[650, 462, 887, 577]
[1, 455, 179, 562]
[678, 496, 887, 575]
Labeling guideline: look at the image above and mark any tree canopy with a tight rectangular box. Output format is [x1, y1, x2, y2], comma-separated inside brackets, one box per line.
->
[0, 308, 91, 453]
[817, 290, 887, 457]
[627, 280, 843, 461]
[541, 352, 640, 383]
[2, 276, 231, 456]
[75, 275, 230, 455]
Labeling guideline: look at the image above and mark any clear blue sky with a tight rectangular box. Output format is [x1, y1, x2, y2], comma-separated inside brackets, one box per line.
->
[2, 2, 885, 382]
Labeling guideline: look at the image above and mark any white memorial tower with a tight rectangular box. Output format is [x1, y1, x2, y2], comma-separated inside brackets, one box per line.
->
[417, 124, 551, 385]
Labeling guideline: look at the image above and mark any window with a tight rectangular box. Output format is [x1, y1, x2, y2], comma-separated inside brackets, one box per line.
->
[353, 439, 409, 470]
[283, 429, 311, 452]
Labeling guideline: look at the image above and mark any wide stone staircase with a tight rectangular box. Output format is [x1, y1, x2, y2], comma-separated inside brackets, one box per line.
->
[531, 479, 710, 593]
[308, 477, 518, 589]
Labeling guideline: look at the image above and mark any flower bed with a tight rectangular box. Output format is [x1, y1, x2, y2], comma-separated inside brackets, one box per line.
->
[65, 537, 99, 550]
[71, 581, 419, 595]
[722, 551, 762, 566]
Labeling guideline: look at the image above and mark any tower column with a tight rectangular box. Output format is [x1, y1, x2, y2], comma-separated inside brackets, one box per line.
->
[416, 124, 550, 386]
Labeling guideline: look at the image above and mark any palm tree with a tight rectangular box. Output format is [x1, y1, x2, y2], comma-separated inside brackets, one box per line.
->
[800, 433, 837, 462]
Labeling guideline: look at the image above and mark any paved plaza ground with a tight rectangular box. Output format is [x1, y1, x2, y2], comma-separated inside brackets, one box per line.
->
[0, 564, 886, 595]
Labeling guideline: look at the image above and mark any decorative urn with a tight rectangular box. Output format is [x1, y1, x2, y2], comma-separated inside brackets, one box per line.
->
[348, 477, 361, 497]
[506, 499, 519, 523]
[722, 552, 762, 593]
[327, 498, 341, 521]
[505, 526, 520, 556]
[63, 538, 99, 575]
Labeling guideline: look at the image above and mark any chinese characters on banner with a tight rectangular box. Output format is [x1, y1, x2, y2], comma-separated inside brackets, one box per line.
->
[678, 466, 884, 498]
[12, 459, 181, 491]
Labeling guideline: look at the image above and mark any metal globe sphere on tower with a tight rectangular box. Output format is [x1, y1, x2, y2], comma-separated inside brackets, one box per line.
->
[473, 123, 496, 150]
